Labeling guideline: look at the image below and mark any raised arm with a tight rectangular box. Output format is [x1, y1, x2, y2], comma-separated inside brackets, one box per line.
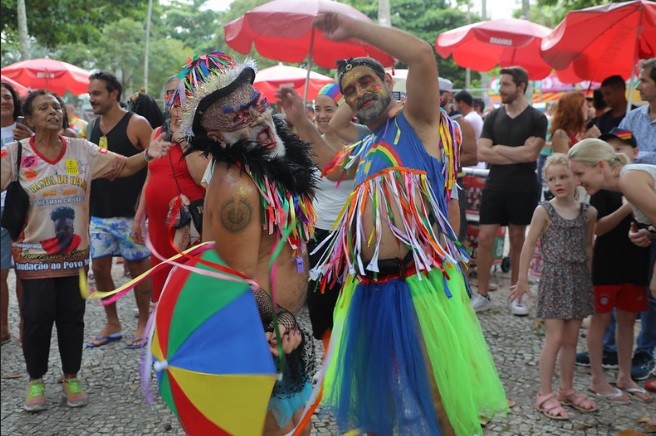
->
[328, 102, 362, 144]
[313, 12, 439, 130]
[276, 87, 352, 180]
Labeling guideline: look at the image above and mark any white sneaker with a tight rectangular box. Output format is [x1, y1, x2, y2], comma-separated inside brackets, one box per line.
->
[471, 293, 492, 313]
[509, 299, 529, 317]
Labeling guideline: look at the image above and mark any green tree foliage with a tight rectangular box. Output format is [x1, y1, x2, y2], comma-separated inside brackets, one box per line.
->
[156, 0, 222, 55]
[534, 0, 609, 23]
[341, 0, 471, 88]
[0, 0, 148, 51]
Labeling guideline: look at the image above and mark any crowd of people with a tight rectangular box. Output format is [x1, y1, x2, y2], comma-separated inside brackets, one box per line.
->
[1, 9, 655, 435]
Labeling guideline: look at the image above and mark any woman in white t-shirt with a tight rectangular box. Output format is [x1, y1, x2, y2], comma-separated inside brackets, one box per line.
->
[307, 83, 367, 352]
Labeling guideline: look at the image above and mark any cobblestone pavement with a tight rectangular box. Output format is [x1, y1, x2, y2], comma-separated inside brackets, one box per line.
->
[1, 262, 654, 435]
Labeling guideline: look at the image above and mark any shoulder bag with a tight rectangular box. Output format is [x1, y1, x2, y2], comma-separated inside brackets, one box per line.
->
[1, 142, 30, 240]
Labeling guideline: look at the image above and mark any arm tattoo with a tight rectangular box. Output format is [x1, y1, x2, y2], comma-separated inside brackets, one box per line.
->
[220, 197, 252, 233]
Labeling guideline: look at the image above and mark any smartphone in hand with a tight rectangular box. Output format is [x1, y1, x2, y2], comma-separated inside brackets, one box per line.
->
[16, 116, 27, 126]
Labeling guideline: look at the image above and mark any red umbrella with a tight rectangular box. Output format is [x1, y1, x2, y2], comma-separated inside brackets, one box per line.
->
[253, 64, 333, 102]
[1, 58, 91, 96]
[224, 0, 395, 69]
[1, 75, 30, 98]
[436, 18, 554, 80]
[541, 0, 656, 82]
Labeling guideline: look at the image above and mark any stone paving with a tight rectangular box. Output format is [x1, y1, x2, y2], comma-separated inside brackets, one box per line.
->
[1, 262, 654, 435]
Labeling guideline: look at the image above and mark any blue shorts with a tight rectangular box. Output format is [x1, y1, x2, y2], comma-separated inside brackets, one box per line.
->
[89, 216, 150, 261]
[1, 226, 13, 269]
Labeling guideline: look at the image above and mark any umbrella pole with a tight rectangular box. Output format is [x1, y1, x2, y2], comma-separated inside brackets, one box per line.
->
[303, 28, 315, 106]
[627, 73, 635, 114]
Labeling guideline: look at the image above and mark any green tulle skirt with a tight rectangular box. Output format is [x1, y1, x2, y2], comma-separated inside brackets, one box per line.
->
[323, 261, 509, 435]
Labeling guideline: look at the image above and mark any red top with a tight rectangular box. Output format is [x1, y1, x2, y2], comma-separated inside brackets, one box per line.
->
[145, 130, 205, 300]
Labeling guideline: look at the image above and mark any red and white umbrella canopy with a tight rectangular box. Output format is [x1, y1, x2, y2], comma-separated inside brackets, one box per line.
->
[1, 58, 91, 96]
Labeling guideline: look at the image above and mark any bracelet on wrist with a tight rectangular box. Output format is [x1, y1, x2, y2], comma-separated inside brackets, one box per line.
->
[143, 148, 154, 162]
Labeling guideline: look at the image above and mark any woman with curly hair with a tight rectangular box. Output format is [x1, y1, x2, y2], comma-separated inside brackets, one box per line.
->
[551, 92, 600, 153]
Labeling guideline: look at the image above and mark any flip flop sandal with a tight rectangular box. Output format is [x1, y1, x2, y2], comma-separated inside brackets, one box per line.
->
[586, 387, 630, 404]
[85, 332, 123, 349]
[618, 386, 653, 403]
[534, 393, 570, 421]
[558, 388, 598, 413]
[125, 337, 147, 349]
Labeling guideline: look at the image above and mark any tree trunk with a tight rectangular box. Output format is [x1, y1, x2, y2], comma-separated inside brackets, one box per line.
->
[17, 0, 30, 60]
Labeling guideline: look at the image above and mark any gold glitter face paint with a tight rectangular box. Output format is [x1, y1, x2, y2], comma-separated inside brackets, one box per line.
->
[340, 66, 392, 123]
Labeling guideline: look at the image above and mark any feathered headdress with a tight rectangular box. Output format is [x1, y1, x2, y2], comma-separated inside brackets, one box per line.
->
[175, 50, 257, 139]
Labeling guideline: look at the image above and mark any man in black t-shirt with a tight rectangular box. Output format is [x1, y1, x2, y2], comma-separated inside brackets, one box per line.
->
[474, 67, 547, 316]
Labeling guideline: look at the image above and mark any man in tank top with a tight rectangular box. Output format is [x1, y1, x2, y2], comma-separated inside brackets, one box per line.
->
[86, 72, 154, 349]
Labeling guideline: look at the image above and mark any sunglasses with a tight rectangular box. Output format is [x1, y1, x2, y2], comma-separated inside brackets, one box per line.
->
[223, 91, 269, 131]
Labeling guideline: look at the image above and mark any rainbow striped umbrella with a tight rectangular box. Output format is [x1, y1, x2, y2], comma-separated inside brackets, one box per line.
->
[150, 249, 276, 435]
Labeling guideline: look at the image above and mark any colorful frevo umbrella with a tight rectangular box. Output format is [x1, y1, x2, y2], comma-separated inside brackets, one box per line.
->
[149, 248, 276, 435]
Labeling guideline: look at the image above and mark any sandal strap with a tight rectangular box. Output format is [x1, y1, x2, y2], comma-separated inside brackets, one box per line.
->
[559, 388, 594, 408]
[536, 393, 568, 417]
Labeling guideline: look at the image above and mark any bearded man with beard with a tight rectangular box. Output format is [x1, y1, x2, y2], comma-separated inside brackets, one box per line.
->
[278, 12, 508, 436]
[471, 67, 548, 316]
[177, 51, 317, 435]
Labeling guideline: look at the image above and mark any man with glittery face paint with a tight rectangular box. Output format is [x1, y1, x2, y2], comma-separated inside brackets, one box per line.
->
[199, 81, 287, 159]
[176, 51, 318, 435]
[278, 11, 509, 436]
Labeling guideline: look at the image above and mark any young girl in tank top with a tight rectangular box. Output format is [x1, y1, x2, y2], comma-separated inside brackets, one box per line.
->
[509, 153, 598, 420]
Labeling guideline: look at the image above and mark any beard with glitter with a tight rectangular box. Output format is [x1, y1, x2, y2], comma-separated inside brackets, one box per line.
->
[354, 91, 392, 122]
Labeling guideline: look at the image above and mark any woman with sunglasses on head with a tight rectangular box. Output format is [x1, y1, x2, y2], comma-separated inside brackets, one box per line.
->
[132, 77, 210, 303]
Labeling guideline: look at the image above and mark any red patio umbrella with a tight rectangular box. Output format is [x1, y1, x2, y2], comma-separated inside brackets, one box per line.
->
[1, 58, 91, 96]
[225, 0, 394, 70]
[1, 75, 29, 98]
[435, 18, 554, 80]
[541, 0, 656, 82]
[253, 64, 333, 102]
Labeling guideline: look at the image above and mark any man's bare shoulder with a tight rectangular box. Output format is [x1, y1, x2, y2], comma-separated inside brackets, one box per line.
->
[208, 163, 258, 198]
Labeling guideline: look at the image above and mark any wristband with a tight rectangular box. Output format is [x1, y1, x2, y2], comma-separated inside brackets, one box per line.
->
[143, 148, 154, 162]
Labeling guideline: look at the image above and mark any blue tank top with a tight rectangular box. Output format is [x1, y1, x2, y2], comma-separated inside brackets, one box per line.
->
[310, 110, 467, 289]
[354, 111, 450, 214]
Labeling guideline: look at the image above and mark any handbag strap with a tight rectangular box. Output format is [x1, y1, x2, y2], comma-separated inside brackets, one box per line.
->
[169, 151, 184, 196]
[14, 140, 23, 181]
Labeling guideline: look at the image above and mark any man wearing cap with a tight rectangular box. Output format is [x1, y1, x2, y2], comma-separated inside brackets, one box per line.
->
[278, 11, 507, 436]
[581, 128, 653, 400]
[180, 51, 317, 434]
[473, 66, 547, 316]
